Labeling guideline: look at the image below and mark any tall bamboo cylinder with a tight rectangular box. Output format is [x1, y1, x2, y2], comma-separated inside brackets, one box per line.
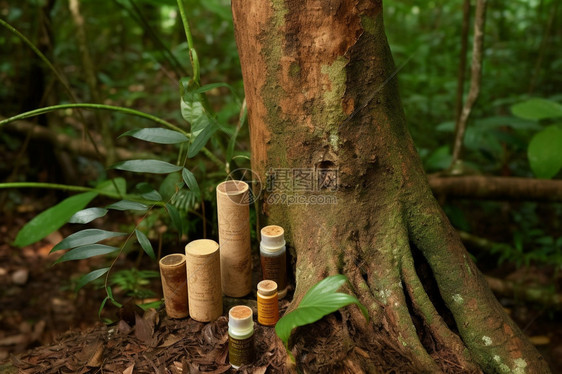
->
[185, 239, 222, 322]
[159, 253, 188, 319]
[216, 180, 252, 297]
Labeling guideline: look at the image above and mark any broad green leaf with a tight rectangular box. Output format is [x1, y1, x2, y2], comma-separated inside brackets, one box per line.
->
[166, 203, 183, 236]
[142, 190, 162, 201]
[54, 244, 118, 264]
[187, 124, 216, 158]
[528, 125, 562, 179]
[13, 192, 97, 248]
[159, 172, 184, 201]
[135, 229, 155, 260]
[299, 274, 348, 305]
[275, 275, 369, 349]
[112, 159, 182, 174]
[135, 182, 163, 201]
[96, 178, 127, 195]
[180, 79, 219, 158]
[69, 207, 108, 224]
[139, 300, 163, 311]
[511, 98, 562, 121]
[182, 168, 200, 196]
[52, 229, 126, 252]
[435, 121, 455, 132]
[119, 128, 189, 144]
[201, 0, 232, 20]
[424, 145, 451, 172]
[106, 200, 149, 211]
[473, 116, 540, 131]
[76, 267, 109, 291]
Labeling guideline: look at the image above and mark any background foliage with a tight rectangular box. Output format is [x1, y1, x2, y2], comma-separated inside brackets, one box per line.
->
[0, 0, 561, 309]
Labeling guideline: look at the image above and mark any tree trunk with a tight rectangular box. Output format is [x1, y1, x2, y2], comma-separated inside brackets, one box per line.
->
[231, 1, 549, 373]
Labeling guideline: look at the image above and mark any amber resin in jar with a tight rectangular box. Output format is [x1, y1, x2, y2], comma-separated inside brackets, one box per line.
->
[260, 225, 287, 298]
[257, 280, 279, 326]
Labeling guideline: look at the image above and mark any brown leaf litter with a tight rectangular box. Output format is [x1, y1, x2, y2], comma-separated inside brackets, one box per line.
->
[8, 307, 292, 374]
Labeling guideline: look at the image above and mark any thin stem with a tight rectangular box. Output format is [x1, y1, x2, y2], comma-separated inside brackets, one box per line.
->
[0, 104, 224, 168]
[0, 103, 187, 136]
[454, 0, 471, 123]
[0, 182, 165, 207]
[450, 0, 487, 170]
[116, 0, 187, 78]
[0, 18, 74, 103]
[176, 0, 200, 84]
[0, 18, 113, 168]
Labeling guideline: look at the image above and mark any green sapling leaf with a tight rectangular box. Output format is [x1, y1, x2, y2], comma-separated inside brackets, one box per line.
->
[14, 191, 98, 248]
[135, 229, 155, 260]
[119, 128, 189, 144]
[69, 207, 108, 224]
[76, 267, 110, 291]
[54, 244, 119, 264]
[52, 229, 126, 252]
[112, 159, 182, 174]
[275, 275, 369, 352]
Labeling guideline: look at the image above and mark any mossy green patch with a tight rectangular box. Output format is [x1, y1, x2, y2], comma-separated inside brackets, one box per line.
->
[360, 15, 377, 35]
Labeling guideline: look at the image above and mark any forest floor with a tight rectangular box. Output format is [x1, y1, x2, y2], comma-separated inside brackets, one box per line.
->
[0, 204, 561, 373]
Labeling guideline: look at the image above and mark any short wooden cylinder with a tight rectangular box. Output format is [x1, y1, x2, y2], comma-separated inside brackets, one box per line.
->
[159, 253, 188, 319]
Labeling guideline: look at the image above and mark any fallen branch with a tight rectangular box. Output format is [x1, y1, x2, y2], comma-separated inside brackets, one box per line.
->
[485, 276, 562, 310]
[429, 175, 562, 202]
[1, 117, 149, 161]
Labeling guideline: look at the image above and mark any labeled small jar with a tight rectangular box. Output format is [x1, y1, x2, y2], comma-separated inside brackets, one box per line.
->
[260, 225, 287, 298]
[257, 280, 279, 326]
[228, 305, 254, 369]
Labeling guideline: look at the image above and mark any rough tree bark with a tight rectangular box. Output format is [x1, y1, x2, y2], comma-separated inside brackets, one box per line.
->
[232, 1, 549, 373]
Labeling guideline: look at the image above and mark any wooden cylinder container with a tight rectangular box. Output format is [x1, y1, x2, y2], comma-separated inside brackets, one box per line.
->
[216, 180, 252, 297]
[159, 253, 189, 319]
[185, 239, 222, 322]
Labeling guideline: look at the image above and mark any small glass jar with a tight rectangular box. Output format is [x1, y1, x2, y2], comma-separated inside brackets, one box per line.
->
[228, 305, 254, 369]
[260, 225, 287, 298]
[257, 280, 279, 326]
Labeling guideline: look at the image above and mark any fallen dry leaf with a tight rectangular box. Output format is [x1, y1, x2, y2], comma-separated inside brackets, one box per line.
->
[86, 341, 105, 367]
[158, 334, 182, 348]
[123, 363, 135, 374]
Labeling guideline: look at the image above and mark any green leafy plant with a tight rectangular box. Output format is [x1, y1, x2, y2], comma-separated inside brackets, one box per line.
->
[110, 269, 161, 300]
[511, 98, 562, 179]
[0, 0, 247, 313]
[275, 275, 369, 359]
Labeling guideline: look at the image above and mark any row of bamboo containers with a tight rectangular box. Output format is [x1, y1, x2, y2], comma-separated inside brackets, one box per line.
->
[158, 180, 287, 322]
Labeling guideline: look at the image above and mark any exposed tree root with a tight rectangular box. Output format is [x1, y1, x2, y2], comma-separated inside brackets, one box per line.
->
[286, 197, 550, 373]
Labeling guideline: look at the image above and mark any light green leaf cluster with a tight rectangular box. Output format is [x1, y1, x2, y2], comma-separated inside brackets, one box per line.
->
[275, 275, 369, 355]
